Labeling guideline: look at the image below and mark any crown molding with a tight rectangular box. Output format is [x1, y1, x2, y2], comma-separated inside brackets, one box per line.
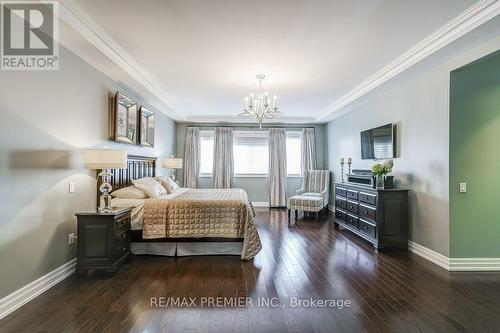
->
[185, 115, 318, 124]
[316, 0, 500, 122]
[57, 0, 184, 121]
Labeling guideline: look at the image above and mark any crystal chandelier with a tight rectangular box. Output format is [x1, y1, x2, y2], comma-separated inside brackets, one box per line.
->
[239, 74, 279, 129]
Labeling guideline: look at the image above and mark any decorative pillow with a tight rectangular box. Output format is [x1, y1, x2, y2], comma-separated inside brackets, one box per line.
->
[155, 176, 173, 194]
[111, 186, 148, 199]
[131, 177, 167, 198]
[166, 176, 180, 192]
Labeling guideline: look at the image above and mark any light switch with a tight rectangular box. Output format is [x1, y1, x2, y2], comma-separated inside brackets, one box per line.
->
[459, 182, 466, 193]
[69, 181, 75, 193]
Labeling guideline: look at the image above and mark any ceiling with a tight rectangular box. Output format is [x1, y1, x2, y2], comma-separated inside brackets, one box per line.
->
[62, 0, 482, 122]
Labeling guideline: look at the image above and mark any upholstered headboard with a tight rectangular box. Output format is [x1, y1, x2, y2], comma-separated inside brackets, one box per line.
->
[96, 155, 157, 200]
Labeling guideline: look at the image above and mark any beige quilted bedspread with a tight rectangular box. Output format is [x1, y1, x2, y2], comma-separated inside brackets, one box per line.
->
[142, 188, 262, 260]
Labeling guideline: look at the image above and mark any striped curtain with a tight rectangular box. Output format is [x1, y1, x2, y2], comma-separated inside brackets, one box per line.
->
[268, 128, 287, 207]
[301, 128, 316, 174]
[212, 127, 234, 188]
[183, 126, 200, 188]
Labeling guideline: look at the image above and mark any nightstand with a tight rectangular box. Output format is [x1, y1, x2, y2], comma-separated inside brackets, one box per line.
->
[74, 208, 132, 274]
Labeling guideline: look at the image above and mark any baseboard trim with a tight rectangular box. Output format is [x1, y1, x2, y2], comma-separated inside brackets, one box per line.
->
[328, 204, 335, 212]
[408, 241, 450, 270]
[0, 258, 76, 320]
[449, 258, 500, 271]
[252, 202, 269, 207]
[408, 241, 500, 272]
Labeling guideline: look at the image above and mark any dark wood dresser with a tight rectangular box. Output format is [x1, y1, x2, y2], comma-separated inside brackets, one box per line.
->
[334, 182, 408, 251]
[75, 208, 132, 273]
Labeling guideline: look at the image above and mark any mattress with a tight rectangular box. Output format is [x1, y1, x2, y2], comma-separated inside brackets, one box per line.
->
[111, 187, 189, 230]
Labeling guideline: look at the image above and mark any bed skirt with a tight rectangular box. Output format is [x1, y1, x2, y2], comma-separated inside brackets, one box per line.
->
[131, 242, 244, 256]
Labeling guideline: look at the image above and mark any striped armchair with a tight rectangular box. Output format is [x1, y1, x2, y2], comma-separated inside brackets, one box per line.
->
[288, 170, 330, 219]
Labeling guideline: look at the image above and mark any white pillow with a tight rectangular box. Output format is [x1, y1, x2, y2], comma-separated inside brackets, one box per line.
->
[166, 176, 180, 192]
[111, 186, 148, 199]
[132, 177, 167, 198]
[155, 176, 173, 194]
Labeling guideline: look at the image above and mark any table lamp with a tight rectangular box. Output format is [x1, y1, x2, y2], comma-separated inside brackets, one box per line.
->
[162, 156, 183, 184]
[84, 149, 127, 212]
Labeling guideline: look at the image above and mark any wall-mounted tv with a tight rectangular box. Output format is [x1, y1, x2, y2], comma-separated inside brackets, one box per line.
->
[360, 123, 396, 160]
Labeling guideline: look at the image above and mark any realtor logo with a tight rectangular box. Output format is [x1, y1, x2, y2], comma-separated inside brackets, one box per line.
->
[1, 1, 58, 70]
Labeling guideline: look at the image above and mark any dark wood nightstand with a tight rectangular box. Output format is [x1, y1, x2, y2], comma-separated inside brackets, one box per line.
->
[75, 208, 132, 274]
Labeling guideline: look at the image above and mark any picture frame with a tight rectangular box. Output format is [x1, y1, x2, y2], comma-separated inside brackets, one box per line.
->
[139, 106, 155, 147]
[112, 91, 138, 144]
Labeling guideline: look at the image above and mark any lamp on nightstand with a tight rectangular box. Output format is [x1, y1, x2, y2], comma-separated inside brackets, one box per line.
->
[162, 156, 183, 184]
[84, 149, 127, 212]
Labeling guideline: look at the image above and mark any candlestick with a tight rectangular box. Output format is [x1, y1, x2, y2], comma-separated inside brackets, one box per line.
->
[347, 158, 352, 175]
[340, 158, 345, 183]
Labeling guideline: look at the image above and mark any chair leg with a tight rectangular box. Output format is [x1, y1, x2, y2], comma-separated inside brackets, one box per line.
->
[288, 208, 290, 220]
[295, 210, 298, 219]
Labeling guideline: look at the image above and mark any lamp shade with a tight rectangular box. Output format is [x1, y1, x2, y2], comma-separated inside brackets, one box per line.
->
[84, 149, 127, 169]
[162, 157, 183, 169]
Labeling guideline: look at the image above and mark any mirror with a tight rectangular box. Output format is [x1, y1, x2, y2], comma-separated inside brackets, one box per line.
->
[139, 106, 155, 147]
[113, 92, 138, 144]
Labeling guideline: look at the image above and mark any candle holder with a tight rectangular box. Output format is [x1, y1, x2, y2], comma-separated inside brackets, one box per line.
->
[340, 159, 345, 183]
[347, 159, 352, 175]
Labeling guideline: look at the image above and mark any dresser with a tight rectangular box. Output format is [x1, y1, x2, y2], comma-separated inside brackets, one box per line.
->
[75, 208, 132, 273]
[334, 182, 408, 250]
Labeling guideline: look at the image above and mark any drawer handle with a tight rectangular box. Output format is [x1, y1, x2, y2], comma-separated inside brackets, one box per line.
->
[364, 210, 368, 214]
[122, 233, 126, 239]
[364, 226, 368, 230]
[122, 247, 126, 251]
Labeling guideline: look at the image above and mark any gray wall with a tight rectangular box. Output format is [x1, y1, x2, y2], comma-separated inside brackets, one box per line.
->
[326, 37, 500, 257]
[0, 46, 176, 299]
[176, 123, 327, 203]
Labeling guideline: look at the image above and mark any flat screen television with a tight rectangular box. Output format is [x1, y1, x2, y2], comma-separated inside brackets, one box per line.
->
[360, 123, 395, 160]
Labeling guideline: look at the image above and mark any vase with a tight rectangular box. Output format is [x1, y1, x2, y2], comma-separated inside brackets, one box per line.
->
[376, 175, 385, 189]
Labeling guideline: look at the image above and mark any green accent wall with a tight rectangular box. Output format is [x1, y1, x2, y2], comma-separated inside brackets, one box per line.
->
[450, 50, 500, 258]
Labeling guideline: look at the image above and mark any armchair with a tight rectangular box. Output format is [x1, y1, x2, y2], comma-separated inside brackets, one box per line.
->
[288, 170, 330, 219]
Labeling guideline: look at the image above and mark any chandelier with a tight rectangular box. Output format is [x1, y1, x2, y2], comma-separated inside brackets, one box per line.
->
[239, 74, 279, 129]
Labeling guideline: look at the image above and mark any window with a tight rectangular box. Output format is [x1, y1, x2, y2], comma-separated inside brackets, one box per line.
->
[233, 131, 269, 176]
[199, 130, 214, 176]
[197, 129, 303, 178]
[286, 131, 302, 176]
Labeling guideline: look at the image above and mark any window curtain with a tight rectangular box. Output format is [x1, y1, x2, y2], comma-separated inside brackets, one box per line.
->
[268, 128, 287, 207]
[212, 127, 234, 188]
[301, 128, 317, 173]
[183, 126, 200, 188]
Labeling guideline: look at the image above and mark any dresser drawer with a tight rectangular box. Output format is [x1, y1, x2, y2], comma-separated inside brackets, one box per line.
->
[346, 213, 358, 228]
[335, 208, 347, 221]
[359, 203, 376, 221]
[347, 189, 358, 200]
[346, 200, 358, 214]
[359, 191, 376, 206]
[336, 187, 347, 197]
[359, 219, 376, 239]
[335, 196, 347, 209]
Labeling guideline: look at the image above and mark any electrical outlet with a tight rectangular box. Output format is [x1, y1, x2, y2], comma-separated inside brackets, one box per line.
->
[68, 181, 75, 193]
[459, 182, 467, 193]
[68, 233, 76, 246]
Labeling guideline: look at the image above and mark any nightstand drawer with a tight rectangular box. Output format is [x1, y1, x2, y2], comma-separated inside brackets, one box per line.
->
[115, 214, 130, 231]
[116, 228, 129, 242]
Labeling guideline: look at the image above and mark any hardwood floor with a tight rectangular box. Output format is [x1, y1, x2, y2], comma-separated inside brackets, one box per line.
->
[2, 208, 500, 332]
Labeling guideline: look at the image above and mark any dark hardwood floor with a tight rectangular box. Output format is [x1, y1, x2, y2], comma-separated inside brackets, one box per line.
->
[2, 209, 500, 332]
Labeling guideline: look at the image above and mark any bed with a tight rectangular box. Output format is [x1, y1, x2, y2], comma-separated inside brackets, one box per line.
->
[104, 155, 262, 260]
